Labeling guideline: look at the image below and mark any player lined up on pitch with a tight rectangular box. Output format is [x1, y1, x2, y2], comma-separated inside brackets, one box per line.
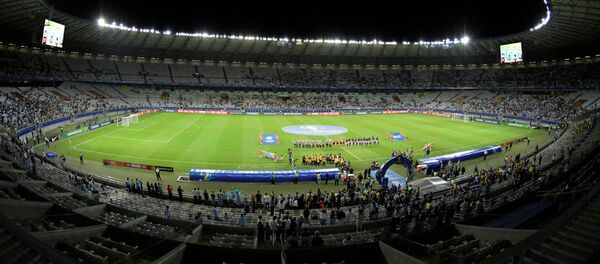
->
[301, 153, 347, 167]
[293, 137, 379, 148]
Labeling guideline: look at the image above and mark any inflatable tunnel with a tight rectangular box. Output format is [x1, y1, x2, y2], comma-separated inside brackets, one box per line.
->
[376, 155, 413, 183]
[417, 145, 502, 171]
[189, 168, 340, 183]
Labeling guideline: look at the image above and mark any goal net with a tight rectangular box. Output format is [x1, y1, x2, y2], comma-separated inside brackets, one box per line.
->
[120, 114, 139, 127]
[451, 113, 470, 123]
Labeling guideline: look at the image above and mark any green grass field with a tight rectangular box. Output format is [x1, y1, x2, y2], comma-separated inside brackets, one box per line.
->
[37, 112, 549, 193]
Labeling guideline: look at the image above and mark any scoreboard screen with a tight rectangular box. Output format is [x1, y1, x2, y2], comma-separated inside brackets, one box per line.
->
[500, 42, 522, 63]
[41, 19, 65, 48]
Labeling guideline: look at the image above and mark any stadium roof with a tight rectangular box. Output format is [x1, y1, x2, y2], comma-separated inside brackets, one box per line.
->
[0, 0, 599, 65]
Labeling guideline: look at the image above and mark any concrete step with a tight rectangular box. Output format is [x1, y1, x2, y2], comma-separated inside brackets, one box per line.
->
[579, 210, 600, 220]
[564, 227, 600, 245]
[574, 215, 600, 227]
[526, 249, 566, 264]
[540, 241, 587, 263]
[521, 256, 537, 264]
[586, 205, 600, 214]
[569, 221, 600, 236]
[546, 236, 594, 255]
[550, 235, 595, 254]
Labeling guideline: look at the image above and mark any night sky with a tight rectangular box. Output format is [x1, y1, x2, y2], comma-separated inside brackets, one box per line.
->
[47, 0, 546, 41]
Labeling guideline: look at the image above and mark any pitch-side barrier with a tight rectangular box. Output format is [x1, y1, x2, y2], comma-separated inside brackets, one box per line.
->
[417, 145, 503, 171]
[189, 168, 340, 183]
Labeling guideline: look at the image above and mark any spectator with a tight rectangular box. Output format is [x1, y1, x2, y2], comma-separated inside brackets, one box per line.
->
[167, 185, 173, 200]
[238, 213, 246, 227]
[211, 206, 220, 221]
[311, 231, 324, 247]
[177, 185, 183, 202]
[356, 209, 365, 231]
[164, 205, 172, 219]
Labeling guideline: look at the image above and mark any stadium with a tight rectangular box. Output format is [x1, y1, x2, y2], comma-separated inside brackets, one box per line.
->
[0, 0, 599, 263]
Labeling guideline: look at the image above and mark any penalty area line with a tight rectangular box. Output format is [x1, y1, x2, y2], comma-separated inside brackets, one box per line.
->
[341, 147, 363, 161]
[72, 126, 124, 148]
[166, 119, 198, 143]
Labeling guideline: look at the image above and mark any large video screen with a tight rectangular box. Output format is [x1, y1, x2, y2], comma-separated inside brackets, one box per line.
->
[500, 42, 522, 63]
[41, 19, 65, 48]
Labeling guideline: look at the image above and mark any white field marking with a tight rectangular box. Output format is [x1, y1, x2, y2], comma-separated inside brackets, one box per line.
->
[102, 135, 169, 143]
[125, 120, 158, 131]
[166, 118, 199, 142]
[72, 137, 99, 148]
[71, 146, 294, 167]
[361, 130, 537, 161]
[292, 116, 363, 161]
[341, 147, 363, 161]
[73, 126, 125, 148]
[38, 114, 153, 150]
[62, 122, 117, 145]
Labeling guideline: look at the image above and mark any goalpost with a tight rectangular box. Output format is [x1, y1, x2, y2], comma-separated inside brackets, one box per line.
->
[451, 113, 470, 123]
[120, 114, 139, 127]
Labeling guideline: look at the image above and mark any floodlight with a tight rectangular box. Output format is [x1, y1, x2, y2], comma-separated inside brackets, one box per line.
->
[461, 36, 470, 44]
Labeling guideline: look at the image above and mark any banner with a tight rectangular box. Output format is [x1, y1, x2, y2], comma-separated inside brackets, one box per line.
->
[139, 109, 159, 115]
[49, 134, 60, 142]
[88, 120, 113, 131]
[306, 112, 341, 116]
[260, 133, 279, 145]
[177, 109, 232, 115]
[383, 110, 409, 114]
[418, 111, 452, 118]
[261, 150, 278, 160]
[60, 128, 86, 139]
[500, 137, 529, 149]
[504, 122, 529, 128]
[474, 119, 500, 125]
[386, 132, 405, 142]
[155, 166, 175, 172]
[103, 159, 174, 172]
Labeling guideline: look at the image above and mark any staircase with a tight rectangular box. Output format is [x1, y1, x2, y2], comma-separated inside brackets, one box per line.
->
[522, 195, 600, 264]
[51, 90, 70, 101]
[570, 100, 586, 110]
[88, 89, 105, 99]
[11, 92, 27, 101]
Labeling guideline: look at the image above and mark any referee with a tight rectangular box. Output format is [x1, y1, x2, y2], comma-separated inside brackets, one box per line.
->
[155, 167, 162, 181]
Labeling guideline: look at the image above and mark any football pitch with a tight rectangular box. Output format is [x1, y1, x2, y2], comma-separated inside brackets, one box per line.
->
[45, 112, 548, 176]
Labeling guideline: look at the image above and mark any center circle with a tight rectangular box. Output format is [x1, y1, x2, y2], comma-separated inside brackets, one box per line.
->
[281, 125, 348, 136]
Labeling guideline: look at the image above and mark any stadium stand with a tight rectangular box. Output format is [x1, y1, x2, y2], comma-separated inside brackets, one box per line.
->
[0, 83, 597, 264]
[0, 0, 599, 262]
[0, 107, 596, 263]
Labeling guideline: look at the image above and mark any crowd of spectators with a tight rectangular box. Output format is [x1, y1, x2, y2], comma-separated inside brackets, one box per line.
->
[1, 110, 597, 253]
[0, 86, 127, 134]
[2, 50, 600, 89]
[2, 85, 594, 135]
